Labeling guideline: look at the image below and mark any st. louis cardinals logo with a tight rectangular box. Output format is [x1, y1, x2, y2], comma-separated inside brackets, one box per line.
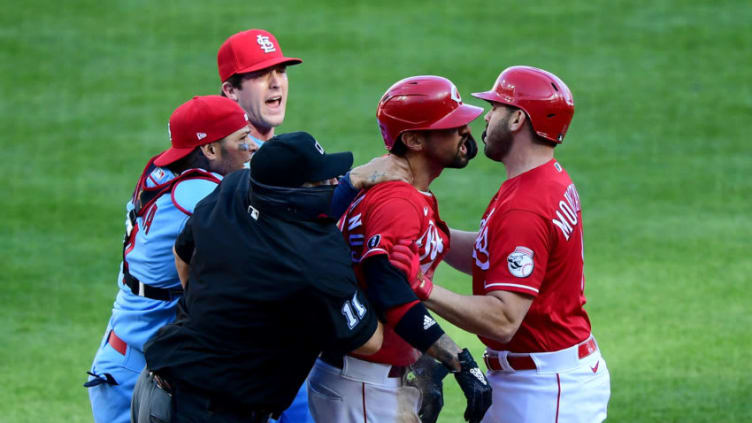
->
[507, 246, 534, 278]
[473, 208, 495, 270]
[256, 34, 276, 53]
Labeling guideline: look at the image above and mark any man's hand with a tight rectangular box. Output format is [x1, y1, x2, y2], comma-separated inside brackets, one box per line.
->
[409, 355, 450, 423]
[349, 154, 412, 189]
[454, 349, 492, 423]
[388, 240, 434, 300]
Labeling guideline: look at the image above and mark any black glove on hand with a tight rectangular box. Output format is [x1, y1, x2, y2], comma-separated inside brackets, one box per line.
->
[409, 355, 450, 423]
[454, 348, 492, 423]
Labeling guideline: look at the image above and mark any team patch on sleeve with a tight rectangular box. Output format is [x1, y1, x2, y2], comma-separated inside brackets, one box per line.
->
[507, 246, 534, 278]
[367, 234, 381, 249]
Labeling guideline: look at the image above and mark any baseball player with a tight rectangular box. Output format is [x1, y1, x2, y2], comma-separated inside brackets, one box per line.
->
[217, 29, 410, 215]
[307, 76, 492, 423]
[216, 28, 412, 422]
[391, 66, 611, 422]
[85, 95, 257, 423]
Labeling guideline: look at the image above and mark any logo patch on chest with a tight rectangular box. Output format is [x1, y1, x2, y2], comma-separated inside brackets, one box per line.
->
[507, 246, 534, 278]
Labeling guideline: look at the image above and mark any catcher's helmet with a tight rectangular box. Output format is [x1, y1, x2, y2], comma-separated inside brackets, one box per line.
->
[377, 76, 483, 151]
[472, 66, 574, 143]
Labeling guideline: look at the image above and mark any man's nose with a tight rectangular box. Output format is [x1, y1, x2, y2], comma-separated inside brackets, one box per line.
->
[268, 70, 282, 87]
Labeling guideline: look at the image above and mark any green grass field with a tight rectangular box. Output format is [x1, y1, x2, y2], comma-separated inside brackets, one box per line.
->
[1, 1, 751, 421]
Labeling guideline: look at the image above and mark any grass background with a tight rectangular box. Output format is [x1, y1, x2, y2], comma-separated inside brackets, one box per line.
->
[1, 0, 751, 421]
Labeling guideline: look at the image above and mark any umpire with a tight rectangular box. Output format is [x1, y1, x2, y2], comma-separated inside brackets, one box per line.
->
[131, 131, 384, 423]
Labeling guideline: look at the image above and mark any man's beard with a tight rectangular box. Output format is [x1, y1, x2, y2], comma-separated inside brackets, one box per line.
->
[446, 133, 478, 169]
[482, 118, 514, 162]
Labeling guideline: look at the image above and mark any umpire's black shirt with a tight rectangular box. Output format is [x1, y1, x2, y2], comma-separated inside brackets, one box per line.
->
[144, 169, 377, 414]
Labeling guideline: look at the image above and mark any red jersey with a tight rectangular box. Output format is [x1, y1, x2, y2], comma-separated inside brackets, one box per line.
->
[338, 181, 450, 366]
[473, 159, 591, 353]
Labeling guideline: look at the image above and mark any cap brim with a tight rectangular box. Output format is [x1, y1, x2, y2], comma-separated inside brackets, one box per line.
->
[309, 151, 354, 182]
[428, 103, 484, 130]
[471, 91, 504, 104]
[153, 147, 194, 167]
[230, 56, 303, 79]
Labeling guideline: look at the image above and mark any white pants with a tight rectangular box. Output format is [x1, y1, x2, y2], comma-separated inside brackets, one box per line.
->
[307, 357, 421, 423]
[482, 338, 611, 423]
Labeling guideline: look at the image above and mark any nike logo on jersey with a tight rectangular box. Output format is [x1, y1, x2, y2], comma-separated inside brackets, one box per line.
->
[423, 315, 436, 330]
[590, 360, 599, 374]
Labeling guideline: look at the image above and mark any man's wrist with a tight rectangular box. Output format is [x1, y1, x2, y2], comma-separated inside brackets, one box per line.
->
[347, 166, 365, 189]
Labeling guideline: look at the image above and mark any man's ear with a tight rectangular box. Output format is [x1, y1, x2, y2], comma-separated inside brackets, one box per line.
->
[221, 81, 238, 101]
[400, 131, 425, 152]
[200, 142, 219, 160]
[509, 109, 527, 132]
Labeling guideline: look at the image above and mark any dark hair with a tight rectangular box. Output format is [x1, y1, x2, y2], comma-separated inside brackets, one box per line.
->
[389, 137, 408, 156]
[220, 73, 246, 96]
[165, 147, 211, 174]
[528, 123, 557, 148]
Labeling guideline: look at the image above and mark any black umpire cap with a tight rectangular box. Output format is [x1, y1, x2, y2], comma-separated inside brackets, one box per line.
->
[251, 131, 354, 187]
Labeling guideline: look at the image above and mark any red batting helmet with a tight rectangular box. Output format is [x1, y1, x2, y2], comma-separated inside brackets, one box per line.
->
[377, 76, 484, 151]
[472, 66, 574, 143]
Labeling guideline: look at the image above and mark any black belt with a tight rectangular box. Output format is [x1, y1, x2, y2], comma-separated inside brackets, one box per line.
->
[319, 351, 407, 378]
[124, 272, 183, 301]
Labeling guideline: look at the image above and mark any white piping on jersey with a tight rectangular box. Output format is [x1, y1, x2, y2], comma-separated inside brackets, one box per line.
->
[362, 248, 388, 257]
[483, 282, 539, 294]
[418, 190, 433, 197]
[356, 248, 388, 263]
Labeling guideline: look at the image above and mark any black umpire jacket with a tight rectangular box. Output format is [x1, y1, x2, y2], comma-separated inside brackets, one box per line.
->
[144, 170, 377, 414]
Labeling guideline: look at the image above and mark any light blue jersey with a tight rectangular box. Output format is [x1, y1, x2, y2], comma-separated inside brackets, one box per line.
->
[87, 163, 221, 423]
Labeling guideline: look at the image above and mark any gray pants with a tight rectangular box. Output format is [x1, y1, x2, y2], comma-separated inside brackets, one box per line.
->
[131, 368, 172, 423]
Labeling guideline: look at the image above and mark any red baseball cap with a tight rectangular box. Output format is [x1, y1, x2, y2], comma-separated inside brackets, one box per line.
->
[154, 96, 249, 167]
[217, 29, 302, 82]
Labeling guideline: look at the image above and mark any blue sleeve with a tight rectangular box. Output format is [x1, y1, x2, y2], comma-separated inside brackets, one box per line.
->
[172, 178, 219, 215]
[330, 171, 359, 219]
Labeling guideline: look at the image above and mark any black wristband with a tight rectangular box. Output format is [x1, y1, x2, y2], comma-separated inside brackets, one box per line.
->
[393, 302, 445, 352]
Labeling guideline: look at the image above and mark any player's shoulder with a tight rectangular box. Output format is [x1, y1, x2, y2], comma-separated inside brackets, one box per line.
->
[360, 181, 426, 216]
[501, 161, 572, 210]
[364, 181, 424, 203]
[171, 170, 222, 215]
[145, 167, 176, 188]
